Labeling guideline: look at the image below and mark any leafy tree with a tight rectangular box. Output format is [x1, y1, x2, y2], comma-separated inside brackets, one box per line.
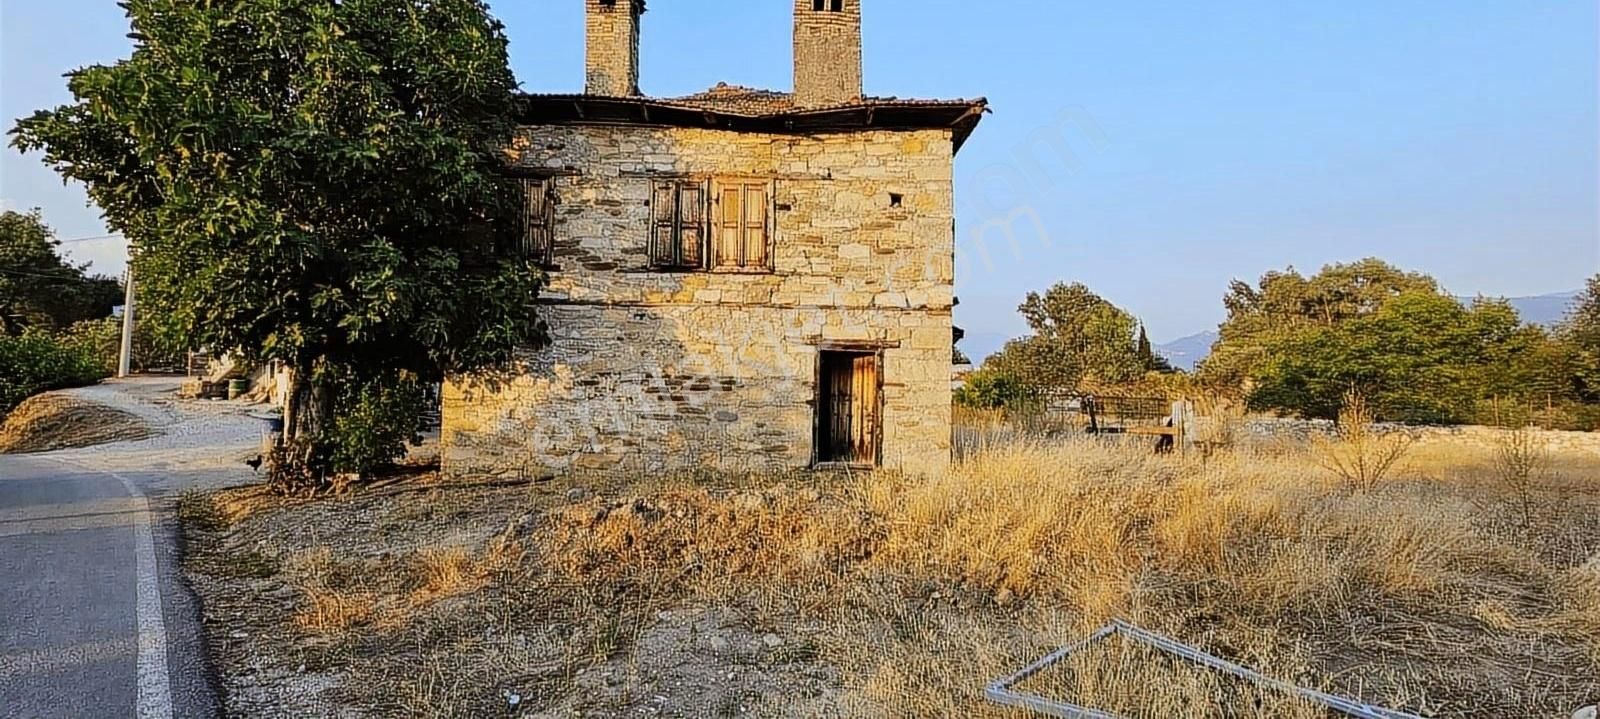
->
[985, 282, 1143, 394]
[1562, 275, 1600, 399]
[11, 0, 545, 484]
[1248, 292, 1551, 423]
[0, 210, 122, 334]
[954, 367, 1033, 410]
[1200, 259, 1439, 389]
[1135, 324, 1173, 373]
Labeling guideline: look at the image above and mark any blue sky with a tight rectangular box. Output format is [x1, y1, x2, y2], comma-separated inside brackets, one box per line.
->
[3, 1, 1596, 357]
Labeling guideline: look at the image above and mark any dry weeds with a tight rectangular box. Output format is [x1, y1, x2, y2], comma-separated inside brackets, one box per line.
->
[182, 430, 1600, 717]
[1312, 390, 1414, 493]
[1493, 425, 1553, 528]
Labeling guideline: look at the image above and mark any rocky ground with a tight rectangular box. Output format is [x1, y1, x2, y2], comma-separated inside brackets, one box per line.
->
[177, 430, 1600, 719]
[180, 472, 850, 718]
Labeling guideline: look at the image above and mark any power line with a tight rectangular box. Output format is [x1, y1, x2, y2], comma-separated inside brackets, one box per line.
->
[0, 267, 110, 283]
[55, 233, 126, 244]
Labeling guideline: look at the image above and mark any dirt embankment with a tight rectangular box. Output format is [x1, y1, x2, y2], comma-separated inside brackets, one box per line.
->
[0, 392, 158, 454]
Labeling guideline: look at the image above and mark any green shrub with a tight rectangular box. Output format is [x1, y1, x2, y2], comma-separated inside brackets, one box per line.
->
[955, 368, 1035, 410]
[58, 318, 120, 375]
[0, 329, 108, 415]
[59, 317, 187, 375]
[328, 371, 430, 475]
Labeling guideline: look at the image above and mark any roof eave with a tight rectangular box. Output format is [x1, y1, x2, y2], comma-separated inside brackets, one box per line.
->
[515, 94, 990, 155]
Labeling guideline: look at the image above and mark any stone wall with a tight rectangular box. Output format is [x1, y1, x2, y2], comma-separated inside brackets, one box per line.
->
[793, 0, 862, 107]
[1242, 417, 1600, 455]
[442, 123, 957, 478]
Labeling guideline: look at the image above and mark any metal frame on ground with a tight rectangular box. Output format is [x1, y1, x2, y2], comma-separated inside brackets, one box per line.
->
[984, 619, 1427, 719]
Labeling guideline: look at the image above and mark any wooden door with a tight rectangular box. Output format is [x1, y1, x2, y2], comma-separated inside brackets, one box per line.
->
[819, 352, 880, 465]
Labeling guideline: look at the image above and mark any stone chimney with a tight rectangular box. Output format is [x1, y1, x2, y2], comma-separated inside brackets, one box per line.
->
[585, 0, 644, 96]
[793, 0, 863, 108]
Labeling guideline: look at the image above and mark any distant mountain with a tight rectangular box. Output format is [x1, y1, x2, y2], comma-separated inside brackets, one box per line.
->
[1155, 330, 1219, 372]
[1458, 291, 1578, 327]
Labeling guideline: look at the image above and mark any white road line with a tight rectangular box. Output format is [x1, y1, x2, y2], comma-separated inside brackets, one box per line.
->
[49, 459, 174, 719]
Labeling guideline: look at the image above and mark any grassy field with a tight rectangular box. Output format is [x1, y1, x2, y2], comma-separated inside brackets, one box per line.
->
[182, 425, 1600, 717]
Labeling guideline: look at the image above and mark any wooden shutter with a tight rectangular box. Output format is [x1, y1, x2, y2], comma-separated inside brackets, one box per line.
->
[713, 180, 773, 270]
[826, 358, 854, 462]
[850, 354, 880, 464]
[523, 178, 555, 266]
[678, 181, 706, 268]
[649, 180, 707, 269]
[650, 181, 679, 267]
[716, 184, 742, 268]
[741, 183, 769, 269]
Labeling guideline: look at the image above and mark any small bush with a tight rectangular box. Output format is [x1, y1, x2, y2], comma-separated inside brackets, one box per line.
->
[57, 317, 120, 374]
[954, 368, 1033, 410]
[1492, 426, 1550, 528]
[1312, 390, 1412, 492]
[0, 329, 107, 416]
[59, 317, 187, 375]
[266, 370, 431, 494]
[328, 371, 430, 476]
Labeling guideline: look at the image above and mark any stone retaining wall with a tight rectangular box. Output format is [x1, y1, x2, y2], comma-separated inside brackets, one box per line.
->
[1242, 418, 1600, 454]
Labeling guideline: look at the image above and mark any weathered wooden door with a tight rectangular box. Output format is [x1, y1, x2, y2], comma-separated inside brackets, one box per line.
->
[818, 351, 880, 465]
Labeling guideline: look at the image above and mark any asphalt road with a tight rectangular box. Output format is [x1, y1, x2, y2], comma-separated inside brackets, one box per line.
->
[0, 455, 216, 719]
[1, 379, 262, 719]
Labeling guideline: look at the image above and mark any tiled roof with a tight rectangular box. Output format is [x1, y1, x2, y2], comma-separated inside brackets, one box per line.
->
[662, 83, 797, 115]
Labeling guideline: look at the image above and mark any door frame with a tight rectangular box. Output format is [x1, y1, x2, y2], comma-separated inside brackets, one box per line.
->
[811, 344, 886, 470]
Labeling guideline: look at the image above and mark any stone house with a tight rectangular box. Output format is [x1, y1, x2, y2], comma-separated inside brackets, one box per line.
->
[440, 0, 987, 478]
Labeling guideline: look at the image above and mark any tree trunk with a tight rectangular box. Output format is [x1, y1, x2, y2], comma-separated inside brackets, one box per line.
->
[282, 363, 334, 444]
[270, 361, 337, 493]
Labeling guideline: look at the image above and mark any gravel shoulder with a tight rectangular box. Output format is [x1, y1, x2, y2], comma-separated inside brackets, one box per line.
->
[45, 376, 266, 495]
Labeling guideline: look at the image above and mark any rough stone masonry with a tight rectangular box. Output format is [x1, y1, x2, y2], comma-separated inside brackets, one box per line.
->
[441, 0, 987, 479]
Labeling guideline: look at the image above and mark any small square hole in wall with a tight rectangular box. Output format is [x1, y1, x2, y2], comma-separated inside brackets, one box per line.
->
[889, 193, 904, 208]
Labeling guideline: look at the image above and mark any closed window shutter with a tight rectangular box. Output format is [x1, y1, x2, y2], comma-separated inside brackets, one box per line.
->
[521, 178, 556, 265]
[527, 179, 556, 265]
[741, 183, 769, 268]
[716, 184, 742, 268]
[520, 179, 537, 258]
[678, 181, 706, 268]
[650, 181, 678, 267]
[712, 181, 774, 270]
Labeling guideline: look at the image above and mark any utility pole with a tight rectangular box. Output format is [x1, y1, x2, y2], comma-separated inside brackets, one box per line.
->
[118, 259, 135, 378]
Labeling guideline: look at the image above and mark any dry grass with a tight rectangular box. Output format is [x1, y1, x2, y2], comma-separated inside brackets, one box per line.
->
[1311, 390, 1414, 492]
[0, 392, 156, 453]
[1492, 425, 1553, 528]
[296, 587, 380, 633]
[182, 429, 1600, 717]
[528, 436, 1600, 716]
